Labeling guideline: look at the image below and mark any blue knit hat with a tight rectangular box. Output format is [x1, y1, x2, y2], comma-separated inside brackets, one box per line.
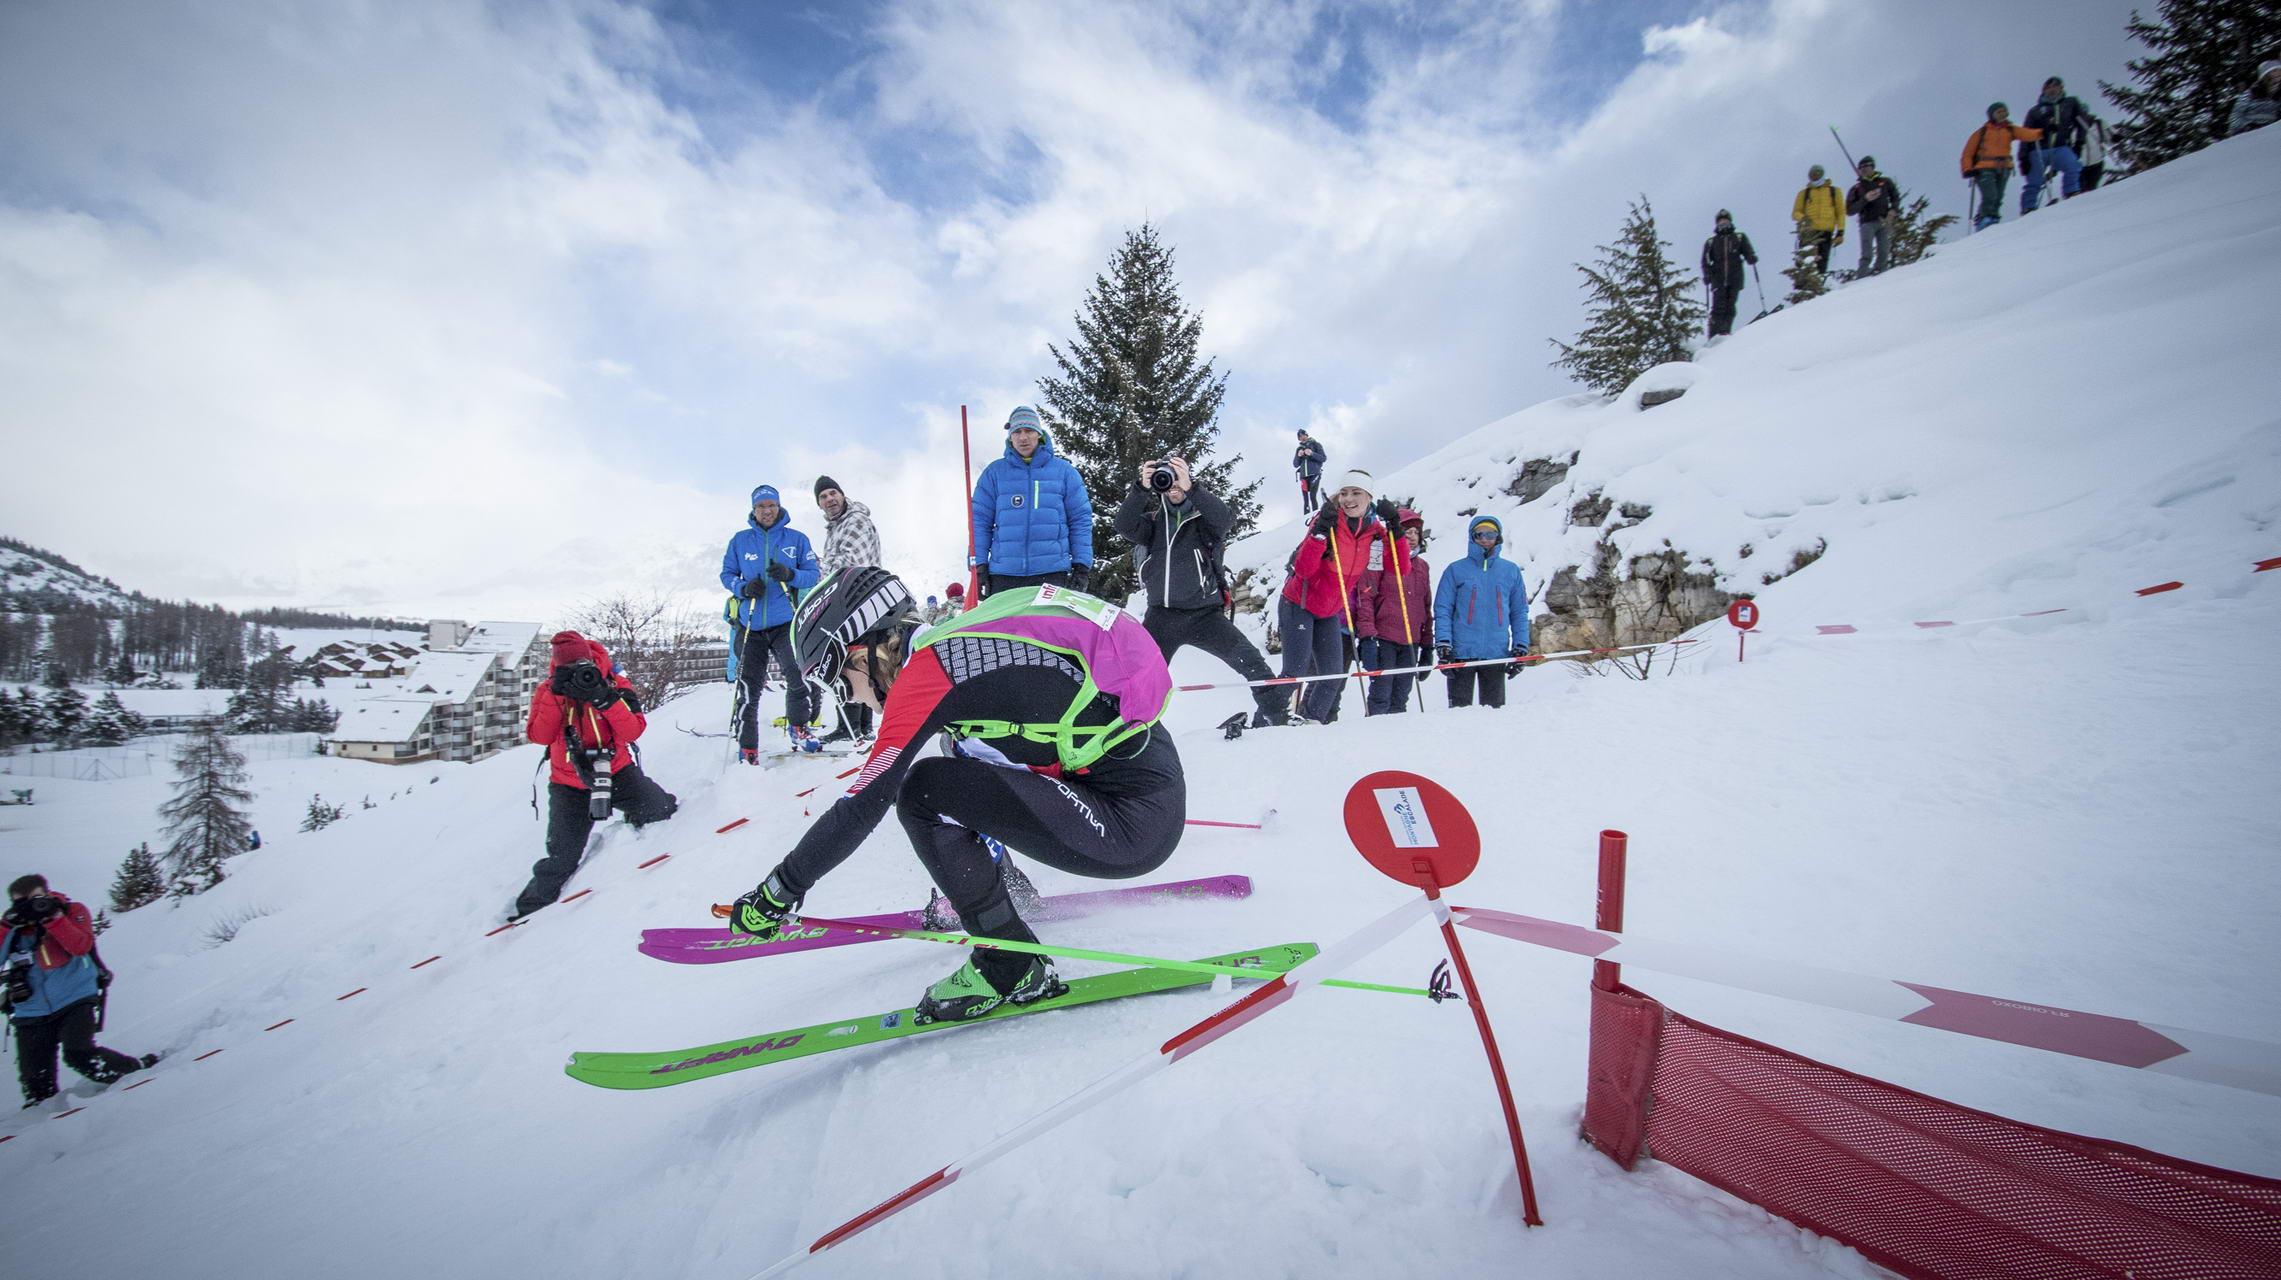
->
[750, 484, 780, 506]
[1005, 405, 1045, 434]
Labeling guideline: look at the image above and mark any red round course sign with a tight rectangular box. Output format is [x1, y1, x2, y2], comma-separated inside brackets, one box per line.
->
[1726, 599, 1760, 629]
[1341, 771, 1482, 889]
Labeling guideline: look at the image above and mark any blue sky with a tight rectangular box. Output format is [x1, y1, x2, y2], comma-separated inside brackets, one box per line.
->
[0, 0, 2143, 621]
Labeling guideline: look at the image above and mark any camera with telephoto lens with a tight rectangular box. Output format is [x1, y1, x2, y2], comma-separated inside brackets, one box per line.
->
[553, 660, 609, 703]
[585, 746, 614, 819]
[4, 954, 32, 1007]
[1146, 461, 1177, 493]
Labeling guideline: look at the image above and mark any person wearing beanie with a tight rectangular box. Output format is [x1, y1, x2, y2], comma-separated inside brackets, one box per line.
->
[2228, 60, 2281, 137]
[512, 630, 678, 919]
[6, 873, 160, 1107]
[720, 484, 823, 759]
[1355, 508, 1432, 715]
[968, 404, 1094, 599]
[1431, 516, 1530, 711]
[1961, 102, 2042, 230]
[1790, 163, 1846, 274]
[1279, 469, 1406, 723]
[1701, 209, 1758, 338]
[813, 477, 882, 577]
[2021, 76, 2087, 213]
[1111, 455, 1292, 731]
[1292, 429, 1328, 516]
[1846, 155, 1902, 276]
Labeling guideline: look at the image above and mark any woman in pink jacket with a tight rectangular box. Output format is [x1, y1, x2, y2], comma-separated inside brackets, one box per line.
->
[1279, 470, 1406, 723]
[1354, 508, 1431, 714]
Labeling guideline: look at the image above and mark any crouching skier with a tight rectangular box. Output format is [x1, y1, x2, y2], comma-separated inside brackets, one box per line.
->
[724, 568, 1186, 1023]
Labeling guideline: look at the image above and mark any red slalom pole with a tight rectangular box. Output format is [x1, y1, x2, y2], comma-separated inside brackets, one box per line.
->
[961, 405, 978, 608]
[1593, 829, 1627, 993]
[1423, 870, 1544, 1226]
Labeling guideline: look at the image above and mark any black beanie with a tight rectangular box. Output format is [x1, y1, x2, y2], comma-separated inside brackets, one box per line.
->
[814, 476, 842, 501]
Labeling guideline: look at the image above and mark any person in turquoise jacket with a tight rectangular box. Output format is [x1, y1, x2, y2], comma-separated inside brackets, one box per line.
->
[969, 405, 1094, 597]
[1431, 515, 1530, 710]
[720, 484, 823, 756]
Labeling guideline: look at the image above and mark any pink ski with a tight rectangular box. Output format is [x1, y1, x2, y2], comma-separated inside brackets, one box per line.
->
[638, 874, 1254, 965]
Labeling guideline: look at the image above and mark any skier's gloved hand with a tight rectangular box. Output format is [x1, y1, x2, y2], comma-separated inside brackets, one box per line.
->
[1507, 646, 1530, 677]
[1309, 505, 1338, 539]
[974, 570, 993, 600]
[766, 559, 795, 583]
[1068, 564, 1090, 593]
[729, 869, 800, 941]
[1435, 645, 1454, 668]
[1371, 498, 1401, 528]
[739, 579, 766, 599]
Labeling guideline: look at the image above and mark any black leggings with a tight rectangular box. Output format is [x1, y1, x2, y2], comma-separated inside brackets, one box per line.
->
[14, 997, 141, 1103]
[738, 623, 812, 749]
[515, 766, 678, 916]
[894, 749, 1184, 983]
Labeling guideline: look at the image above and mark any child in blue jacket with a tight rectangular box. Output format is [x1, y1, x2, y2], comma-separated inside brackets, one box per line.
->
[1431, 516, 1530, 709]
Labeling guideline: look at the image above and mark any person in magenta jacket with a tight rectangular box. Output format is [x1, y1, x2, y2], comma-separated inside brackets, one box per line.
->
[1354, 508, 1431, 714]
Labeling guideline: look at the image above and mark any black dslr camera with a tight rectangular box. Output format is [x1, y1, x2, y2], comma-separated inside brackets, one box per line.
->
[584, 747, 614, 819]
[4, 953, 32, 1007]
[1146, 461, 1177, 492]
[552, 661, 610, 703]
[3, 895, 54, 928]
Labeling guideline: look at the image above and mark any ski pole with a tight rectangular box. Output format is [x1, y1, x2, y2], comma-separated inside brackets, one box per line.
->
[1753, 265, 1768, 314]
[1828, 124, 1857, 175]
[721, 911, 1451, 1000]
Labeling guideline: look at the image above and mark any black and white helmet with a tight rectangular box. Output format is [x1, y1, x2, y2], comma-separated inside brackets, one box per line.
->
[792, 566, 917, 684]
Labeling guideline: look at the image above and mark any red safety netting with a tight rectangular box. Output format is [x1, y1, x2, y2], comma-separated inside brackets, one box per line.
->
[1581, 983, 2281, 1279]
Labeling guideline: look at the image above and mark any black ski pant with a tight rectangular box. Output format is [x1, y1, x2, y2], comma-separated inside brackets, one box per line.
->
[1298, 474, 1321, 515]
[1362, 640, 1420, 714]
[1143, 605, 1289, 723]
[984, 570, 1073, 598]
[1707, 285, 1740, 337]
[1799, 228, 1835, 274]
[516, 766, 678, 916]
[1277, 597, 1349, 722]
[14, 997, 141, 1104]
[737, 622, 811, 749]
[896, 748, 1184, 989]
[1444, 664, 1509, 709]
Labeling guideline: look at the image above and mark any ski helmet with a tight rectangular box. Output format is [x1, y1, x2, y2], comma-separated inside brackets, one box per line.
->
[792, 566, 917, 685]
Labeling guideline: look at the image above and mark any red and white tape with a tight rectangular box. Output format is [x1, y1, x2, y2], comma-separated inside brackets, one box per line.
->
[1452, 905, 2281, 1097]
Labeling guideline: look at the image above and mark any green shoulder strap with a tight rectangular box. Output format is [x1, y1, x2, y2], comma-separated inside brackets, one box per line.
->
[912, 587, 1158, 771]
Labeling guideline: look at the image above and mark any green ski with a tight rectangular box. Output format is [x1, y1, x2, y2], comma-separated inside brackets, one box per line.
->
[565, 942, 1317, 1091]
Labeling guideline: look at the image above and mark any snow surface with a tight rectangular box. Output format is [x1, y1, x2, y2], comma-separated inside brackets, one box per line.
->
[3, 128, 2279, 1279]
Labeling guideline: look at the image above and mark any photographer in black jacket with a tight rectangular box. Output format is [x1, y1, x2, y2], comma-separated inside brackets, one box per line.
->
[1110, 457, 1290, 729]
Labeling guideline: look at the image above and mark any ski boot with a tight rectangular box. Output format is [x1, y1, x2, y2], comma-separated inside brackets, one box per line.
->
[739, 747, 761, 765]
[785, 724, 823, 754]
[914, 954, 1066, 1024]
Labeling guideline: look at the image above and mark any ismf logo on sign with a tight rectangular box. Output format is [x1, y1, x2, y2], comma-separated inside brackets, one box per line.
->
[1373, 786, 1439, 850]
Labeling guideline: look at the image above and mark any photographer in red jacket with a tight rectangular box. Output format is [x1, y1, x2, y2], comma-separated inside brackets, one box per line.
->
[509, 631, 679, 921]
[6, 874, 157, 1107]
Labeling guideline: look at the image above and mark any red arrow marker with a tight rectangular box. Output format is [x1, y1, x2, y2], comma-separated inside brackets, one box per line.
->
[1897, 983, 2190, 1068]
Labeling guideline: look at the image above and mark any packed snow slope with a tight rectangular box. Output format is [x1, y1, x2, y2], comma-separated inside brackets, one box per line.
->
[4, 131, 2278, 1280]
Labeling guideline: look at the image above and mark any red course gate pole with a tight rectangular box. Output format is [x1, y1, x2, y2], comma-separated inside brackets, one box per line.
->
[961, 405, 978, 608]
[1593, 829, 1628, 993]
[1423, 869, 1545, 1226]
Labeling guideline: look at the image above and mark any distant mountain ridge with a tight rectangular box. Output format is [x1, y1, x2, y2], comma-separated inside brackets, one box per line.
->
[0, 535, 418, 632]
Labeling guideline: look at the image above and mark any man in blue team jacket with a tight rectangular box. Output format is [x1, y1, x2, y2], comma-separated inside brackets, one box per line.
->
[720, 484, 822, 757]
[969, 404, 1094, 597]
[1431, 515, 1531, 710]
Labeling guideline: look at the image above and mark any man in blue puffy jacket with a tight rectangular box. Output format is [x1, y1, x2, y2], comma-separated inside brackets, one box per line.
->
[1431, 516, 1531, 710]
[970, 405, 1094, 598]
[720, 485, 823, 758]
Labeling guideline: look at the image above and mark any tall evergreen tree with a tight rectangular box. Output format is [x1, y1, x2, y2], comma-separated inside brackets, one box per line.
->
[83, 691, 133, 746]
[157, 720, 254, 895]
[108, 842, 168, 913]
[1548, 197, 1704, 397]
[1782, 240, 1832, 306]
[1039, 223, 1257, 604]
[42, 684, 88, 742]
[2102, 0, 2281, 170]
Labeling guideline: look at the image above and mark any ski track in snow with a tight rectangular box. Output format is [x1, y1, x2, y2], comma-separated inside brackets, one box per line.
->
[4, 127, 2280, 1279]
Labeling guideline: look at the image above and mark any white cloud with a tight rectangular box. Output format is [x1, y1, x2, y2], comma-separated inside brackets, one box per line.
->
[0, 0, 2145, 624]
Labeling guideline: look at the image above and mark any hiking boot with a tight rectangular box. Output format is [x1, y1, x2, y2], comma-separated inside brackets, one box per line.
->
[914, 955, 1065, 1024]
[137, 1053, 162, 1071]
[738, 748, 760, 766]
